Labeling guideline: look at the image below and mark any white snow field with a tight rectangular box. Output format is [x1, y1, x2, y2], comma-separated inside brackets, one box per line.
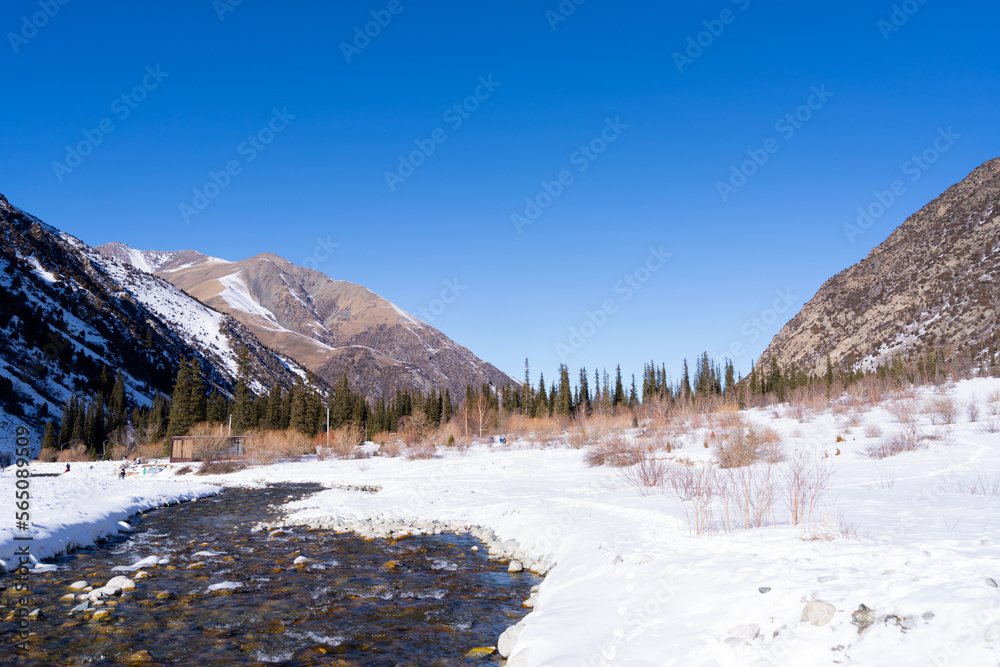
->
[5, 377, 1000, 665]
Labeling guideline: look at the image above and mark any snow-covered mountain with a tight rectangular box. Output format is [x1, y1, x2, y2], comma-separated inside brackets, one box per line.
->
[761, 156, 1000, 374]
[97, 243, 517, 399]
[0, 194, 310, 442]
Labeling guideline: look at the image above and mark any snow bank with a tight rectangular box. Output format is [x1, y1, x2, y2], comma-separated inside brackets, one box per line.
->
[195, 376, 1000, 666]
[0, 461, 219, 571]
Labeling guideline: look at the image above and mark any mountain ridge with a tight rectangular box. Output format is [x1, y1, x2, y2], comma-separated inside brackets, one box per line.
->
[760, 156, 1000, 375]
[97, 242, 518, 399]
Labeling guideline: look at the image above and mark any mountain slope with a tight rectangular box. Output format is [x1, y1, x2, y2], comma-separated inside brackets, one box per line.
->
[761, 157, 1000, 374]
[98, 243, 517, 398]
[0, 194, 309, 442]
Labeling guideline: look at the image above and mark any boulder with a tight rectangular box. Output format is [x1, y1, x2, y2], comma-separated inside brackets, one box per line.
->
[851, 604, 876, 632]
[802, 600, 836, 626]
[106, 576, 136, 590]
[727, 623, 760, 641]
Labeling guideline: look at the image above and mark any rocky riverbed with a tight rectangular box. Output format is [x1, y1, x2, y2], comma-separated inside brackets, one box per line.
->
[1, 483, 540, 665]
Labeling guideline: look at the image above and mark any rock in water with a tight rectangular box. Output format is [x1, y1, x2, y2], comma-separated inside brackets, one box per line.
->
[106, 576, 136, 590]
[508, 560, 524, 573]
[802, 600, 837, 626]
[498, 623, 525, 658]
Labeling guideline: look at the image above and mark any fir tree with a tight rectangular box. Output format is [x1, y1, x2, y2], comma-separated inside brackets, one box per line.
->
[612, 365, 625, 407]
[42, 420, 57, 451]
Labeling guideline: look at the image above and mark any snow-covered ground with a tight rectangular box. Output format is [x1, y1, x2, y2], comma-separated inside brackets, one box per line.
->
[6, 377, 1000, 665]
[0, 462, 219, 571]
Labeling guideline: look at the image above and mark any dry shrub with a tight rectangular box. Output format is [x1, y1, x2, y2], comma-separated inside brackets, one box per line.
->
[845, 410, 865, 428]
[405, 441, 436, 460]
[953, 468, 1000, 496]
[783, 453, 833, 526]
[723, 465, 778, 530]
[245, 429, 313, 465]
[584, 435, 644, 468]
[715, 426, 783, 468]
[617, 457, 671, 495]
[863, 423, 883, 438]
[925, 397, 957, 425]
[36, 447, 58, 462]
[862, 427, 923, 459]
[133, 441, 167, 461]
[527, 416, 561, 438]
[435, 421, 463, 446]
[986, 391, 1000, 416]
[57, 444, 90, 462]
[983, 417, 1000, 434]
[175, 465, 192, 475]
[403, 412, 429, 446]
[198, 459, 246, 475]
[567, 427, 593, 450]
[503, 413, 534, 439]
[967, 399, 980, 423]
[887, 399, 918, 425]
[109, 444, 128, 461]
[317, 424, 365, 460]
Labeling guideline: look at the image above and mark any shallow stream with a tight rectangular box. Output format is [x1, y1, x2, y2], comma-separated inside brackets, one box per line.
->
[1, 483, 538, 665]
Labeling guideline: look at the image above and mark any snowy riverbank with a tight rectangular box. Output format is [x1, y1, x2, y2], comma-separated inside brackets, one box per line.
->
[0, 462, 219, 572]
[201, 377, 1000, 666]
[7, 377, 1000, 665]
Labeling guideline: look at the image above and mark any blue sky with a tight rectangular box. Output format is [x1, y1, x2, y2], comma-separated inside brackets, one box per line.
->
[3, 0, 998, 387]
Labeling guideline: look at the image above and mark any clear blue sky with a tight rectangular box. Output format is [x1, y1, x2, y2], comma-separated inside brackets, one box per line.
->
[3, 0, 998, 387]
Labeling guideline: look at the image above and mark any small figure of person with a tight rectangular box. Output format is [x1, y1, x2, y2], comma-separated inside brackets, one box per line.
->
[64, 463, 70, 473]
[119, 466, 126, 480]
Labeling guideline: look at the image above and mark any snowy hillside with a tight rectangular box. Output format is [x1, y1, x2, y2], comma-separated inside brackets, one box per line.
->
[0, 193, 314, 451]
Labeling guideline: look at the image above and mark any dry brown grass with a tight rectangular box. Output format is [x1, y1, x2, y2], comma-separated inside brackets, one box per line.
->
[404, 441, 437, 460]
[35, 447, 59, 462]
[132, 441, 167, 461]
[584, 435, 644, 468]
[315, 424, 365, 460]
[57, 444, 90, 462]
[714, 425, 783, 468]
[862, 427, 924, 459]
[245, 429, 314, 464]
